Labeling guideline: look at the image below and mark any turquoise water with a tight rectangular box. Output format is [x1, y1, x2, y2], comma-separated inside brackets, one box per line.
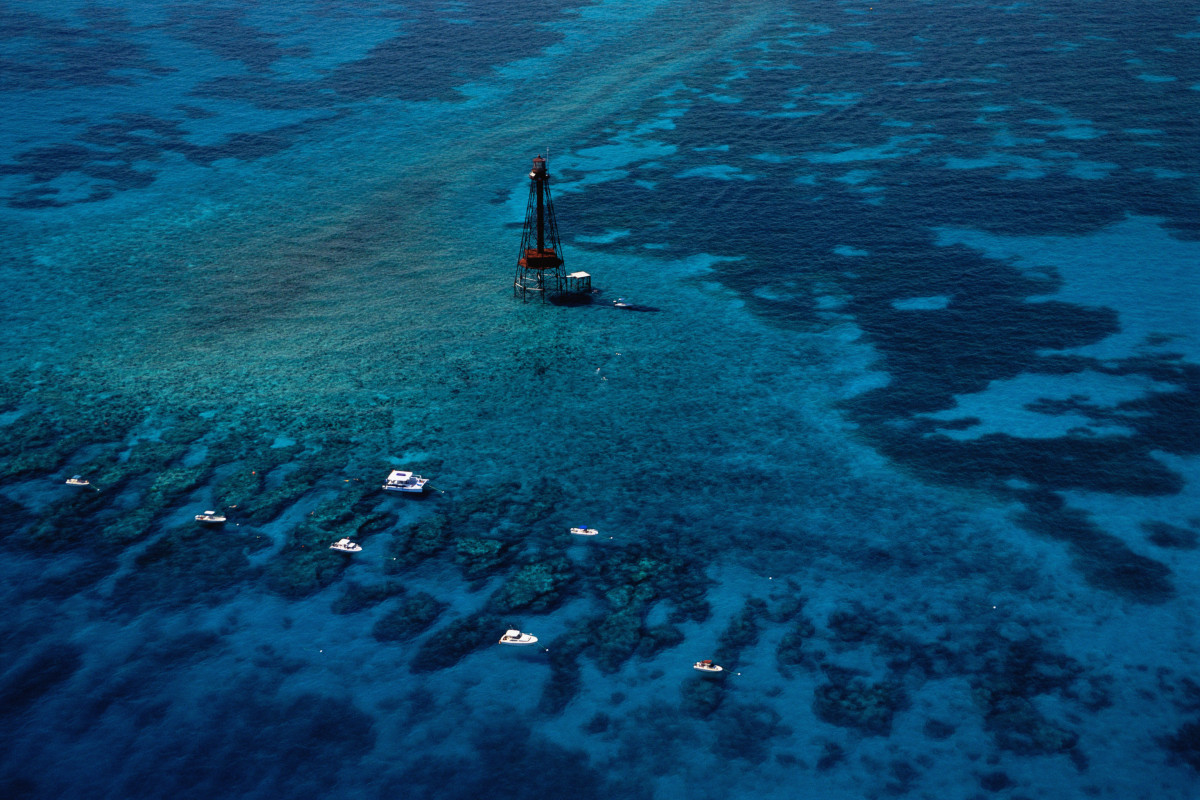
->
[2, 1, 1199, 797]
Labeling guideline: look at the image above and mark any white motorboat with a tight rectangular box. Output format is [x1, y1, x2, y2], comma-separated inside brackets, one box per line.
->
[498, 629, 538, 646]
[330, 538, 362, 553]
[693, 660, 723, 673]
[382, 469, 429, 493]
[195, 510, 227, 525]
[65, 475, 90, 486]
[569, 526, 599, 536]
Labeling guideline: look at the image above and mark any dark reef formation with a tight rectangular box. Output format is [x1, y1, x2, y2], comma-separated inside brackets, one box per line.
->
[813, 668, 907, 736]
[372, 592, 447, 643]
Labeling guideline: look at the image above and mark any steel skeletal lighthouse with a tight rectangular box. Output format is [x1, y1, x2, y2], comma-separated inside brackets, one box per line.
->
[513, 155, 567, 302]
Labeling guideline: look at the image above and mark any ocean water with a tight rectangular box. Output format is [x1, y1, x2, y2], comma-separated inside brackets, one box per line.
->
[1, 1, 1199, 798]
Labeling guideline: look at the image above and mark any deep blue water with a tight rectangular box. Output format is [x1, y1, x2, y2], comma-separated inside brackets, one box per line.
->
[2, 1, 1199, 798]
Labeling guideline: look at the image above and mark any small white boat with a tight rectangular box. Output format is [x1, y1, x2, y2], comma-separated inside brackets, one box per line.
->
[195, 510, 226, 524]
[65, 475, 90, 486]
[382, 469, 429, 493]
[330, 538, 362, 553]
[569, 526, 599, 536]
[693, 660, 723, 673]
[498, 629, 538, 646]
